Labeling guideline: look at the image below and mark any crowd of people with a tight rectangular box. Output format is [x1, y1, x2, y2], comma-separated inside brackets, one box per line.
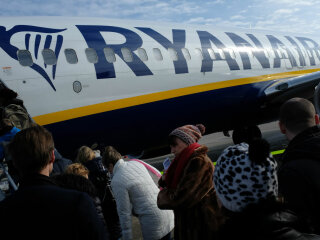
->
[0, 87, 320, 240]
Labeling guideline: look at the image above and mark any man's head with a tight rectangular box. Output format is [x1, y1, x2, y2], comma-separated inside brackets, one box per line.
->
[102, 146, 122, 173]
[279, 97, 319, 140]
[8, 125, 55, 177]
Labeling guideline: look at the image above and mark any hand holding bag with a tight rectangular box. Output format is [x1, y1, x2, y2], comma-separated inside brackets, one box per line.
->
[157, 188, 175, 210]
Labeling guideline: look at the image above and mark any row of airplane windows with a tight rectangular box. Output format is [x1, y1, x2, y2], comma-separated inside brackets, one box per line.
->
[16, 46, 317, 67]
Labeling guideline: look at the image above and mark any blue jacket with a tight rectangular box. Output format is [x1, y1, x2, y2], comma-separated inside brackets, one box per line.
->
[84, 158, 122, 240]
[0, 127, 20, 160]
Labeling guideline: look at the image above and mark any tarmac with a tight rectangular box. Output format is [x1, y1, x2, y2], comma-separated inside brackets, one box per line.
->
[144, 120, 288, 171]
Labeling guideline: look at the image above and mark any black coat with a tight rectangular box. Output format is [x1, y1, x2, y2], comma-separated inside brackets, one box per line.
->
[0, 174, 108, 240]
[84, 158, 122, 240]
[52, 172, 110, 240]
[217, 200, 320, 240]
[279, 125, 320, 234]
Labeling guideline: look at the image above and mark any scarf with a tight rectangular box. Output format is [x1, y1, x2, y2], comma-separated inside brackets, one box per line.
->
[165, 143, 200, 189]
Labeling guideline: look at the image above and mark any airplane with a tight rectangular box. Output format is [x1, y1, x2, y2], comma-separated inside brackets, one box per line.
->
[1, 16, 320, 159]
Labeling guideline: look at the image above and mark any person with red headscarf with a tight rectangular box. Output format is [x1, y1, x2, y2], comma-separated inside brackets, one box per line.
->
[157, 124, 222, 240]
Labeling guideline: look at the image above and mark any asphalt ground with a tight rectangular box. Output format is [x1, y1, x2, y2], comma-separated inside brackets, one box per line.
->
[131, 120, 288, 239]
[143, 120, 288, 171]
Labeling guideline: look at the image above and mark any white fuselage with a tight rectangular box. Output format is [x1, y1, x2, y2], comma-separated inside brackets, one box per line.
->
[0, 17, 319, 156]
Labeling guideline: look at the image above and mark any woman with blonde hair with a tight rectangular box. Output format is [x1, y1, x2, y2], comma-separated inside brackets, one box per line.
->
[65, 163, 89, 178]
[76, 145, 122, 240]
[76, 146, 95, 164]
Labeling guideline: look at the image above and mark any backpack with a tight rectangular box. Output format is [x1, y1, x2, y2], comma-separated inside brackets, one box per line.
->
[2, 104, 33, 130]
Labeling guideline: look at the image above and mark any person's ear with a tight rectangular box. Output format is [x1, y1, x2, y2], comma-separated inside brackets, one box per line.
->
[315, 114, 320, 125]
[279, 121, 286, 134]
[49, 149, 55, 164]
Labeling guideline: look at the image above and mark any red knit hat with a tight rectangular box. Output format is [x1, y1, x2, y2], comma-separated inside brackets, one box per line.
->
[169, 124, 205, 145]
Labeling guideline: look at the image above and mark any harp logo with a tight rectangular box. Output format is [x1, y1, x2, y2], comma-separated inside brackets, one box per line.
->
[0, 25, 67, 91]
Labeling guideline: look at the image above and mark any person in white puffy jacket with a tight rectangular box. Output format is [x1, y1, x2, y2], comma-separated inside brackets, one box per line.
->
[102, 146, 174, 240]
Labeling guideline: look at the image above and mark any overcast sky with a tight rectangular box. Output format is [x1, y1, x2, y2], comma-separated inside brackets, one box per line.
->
[1, 0, 320, 34]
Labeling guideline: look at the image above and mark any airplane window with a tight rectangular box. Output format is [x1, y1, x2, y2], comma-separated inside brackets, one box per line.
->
[216, 49, 226, 59]
[312, 49, 317, 57]
[85, 48, 98, 64]
[291, 48, 298, 56]
[281, 49, 289, 59]
[168, 48, 178, 61]
[104, 48, 116, 63]
[17, 50, 33, 67]
[247, 49, 253, 59]
[307, 50, 312, 57]
[263, 49, 269, 58]
[313, 50, 318, 57]
[65, 49, 78, 64]
[137, 48, 148, 61]
[274, 49, 281, 58]
[121, 47, 133, 62]
[302, 49, 308, 58]
[268, 49, 276, 58]
[42, 49, 57, 65]
[153, 48, 163, 61]
[194, 48, 203, 60]
[208, 48, 216, 60]
[227, 48, 236, 59]
[181, 48, 191, 61]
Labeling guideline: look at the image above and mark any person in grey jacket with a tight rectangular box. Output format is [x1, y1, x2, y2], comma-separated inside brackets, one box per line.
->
[103, 146, 174, 240]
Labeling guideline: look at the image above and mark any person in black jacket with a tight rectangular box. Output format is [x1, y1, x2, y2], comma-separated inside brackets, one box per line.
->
[0, 125, 107, 240]
[213, 138, 320, 240]
[278, 97, 320, 234]
[52, 171, 110, 240]
[76, 146, 122, 240]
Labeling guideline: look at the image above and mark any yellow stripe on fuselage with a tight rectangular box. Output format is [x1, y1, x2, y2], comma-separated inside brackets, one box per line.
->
[33, 68, 320, 125]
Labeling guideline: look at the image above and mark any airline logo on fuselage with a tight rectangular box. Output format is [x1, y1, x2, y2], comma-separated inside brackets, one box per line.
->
[76, 25, 320, 80]
[0, 24, 320, 90]
[0, 25, 66, 90]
